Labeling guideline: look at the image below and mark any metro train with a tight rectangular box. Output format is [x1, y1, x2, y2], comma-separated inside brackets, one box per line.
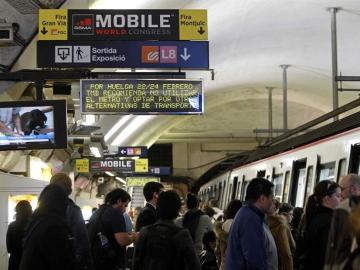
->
[198, 108, 360, 210]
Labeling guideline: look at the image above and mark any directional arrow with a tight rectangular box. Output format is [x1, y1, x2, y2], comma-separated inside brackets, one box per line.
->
[120, 149, 126, 155]
[198, 26, 205, 35]
[180, 48, 191, 61]
[41, 27, 48, 35]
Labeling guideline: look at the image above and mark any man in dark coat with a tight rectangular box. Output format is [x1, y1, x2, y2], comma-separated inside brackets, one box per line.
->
[135, 181, 164, 232]
[50, 173, 93, 270]
[19, 184, 80, 270]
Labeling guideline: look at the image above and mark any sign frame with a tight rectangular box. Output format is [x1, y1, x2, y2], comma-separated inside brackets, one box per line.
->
[80, 78, 204, 115]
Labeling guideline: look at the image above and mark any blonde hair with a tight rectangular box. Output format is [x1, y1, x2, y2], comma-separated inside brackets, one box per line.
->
[50, 173, 72, 196]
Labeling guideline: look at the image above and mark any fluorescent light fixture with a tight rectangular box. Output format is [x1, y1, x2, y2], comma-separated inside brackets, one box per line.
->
[115, 177, 127, 185]
[89, 142, 103, 158]
[82, 115, 96, 126]
[104, 115, 132, 143]
[105, 171, 115, 177]
[112, 115, 155, 146]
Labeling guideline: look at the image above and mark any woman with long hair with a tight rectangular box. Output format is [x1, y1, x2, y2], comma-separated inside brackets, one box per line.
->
[6, 200, 32, 270]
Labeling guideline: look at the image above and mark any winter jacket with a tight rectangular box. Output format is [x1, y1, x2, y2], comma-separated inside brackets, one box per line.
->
[132, 219, 200, 270]
[304, 205, 333, 270]
[268, 214, 295, 270]
[213, 221, 229, 270]
[225, 204, 268, 270]
[199, 248, 218, 270]
[135, 203, 157, 232]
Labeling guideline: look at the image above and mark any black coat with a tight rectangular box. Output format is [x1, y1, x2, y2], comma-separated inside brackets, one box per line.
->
[6, 219, 29, 270]
[135, 203, 157, 232]
[304, 205, 333, 270]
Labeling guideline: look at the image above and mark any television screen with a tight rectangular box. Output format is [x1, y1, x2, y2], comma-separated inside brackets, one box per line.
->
[0, 100, 67, 150]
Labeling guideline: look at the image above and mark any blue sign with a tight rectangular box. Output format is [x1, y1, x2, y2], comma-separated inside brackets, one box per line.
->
[118, 146, 148, 157]
[149, 166, 171, 175]
[37, 40, 209, 69]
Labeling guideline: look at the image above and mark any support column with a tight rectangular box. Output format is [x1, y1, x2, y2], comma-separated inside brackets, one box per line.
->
[266, 87, 274, 138]
[280, 65, 290, 131]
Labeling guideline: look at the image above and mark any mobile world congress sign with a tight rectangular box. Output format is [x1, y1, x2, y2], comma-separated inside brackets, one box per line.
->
[81, 79, 203, 115]
[37, 40, 209, 69]
[90, 158, 148, 173]
[38, 9, 208, 41]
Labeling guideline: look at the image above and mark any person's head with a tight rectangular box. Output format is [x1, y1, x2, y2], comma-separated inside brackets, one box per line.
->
[157, 190, 181, 220]
[223, 200, 242, 220]
[15, 200, 32, 221]
[245, 178, 274, 214]
[105, 188, 131, 213]
[203, 205, 215, 218]
[50, 173, 72, 196]
[202, 230, 216, 250]
[37, 184, 68, 217]
[133, 206, 142, 221]
[209, 198, 219, 208]
[339, 174, 360, 200]
[186, 193, 199, 209]
[290, 207, 303, 228]
[279, 203, 294, 223]
[143, 181, 164, 203]
[314, 180, 341, 209]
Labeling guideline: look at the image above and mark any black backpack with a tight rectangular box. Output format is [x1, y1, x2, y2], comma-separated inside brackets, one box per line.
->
[143, 223, 182, 270]
[87, 206, 117, 270]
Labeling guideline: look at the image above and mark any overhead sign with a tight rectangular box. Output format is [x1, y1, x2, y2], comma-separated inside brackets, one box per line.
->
[38, 9, 67, 40]
[38, 9, 207, 40]
[80, 79, 203, 115]
[126, 177, 160, 187]
[149, 166, 171, 175]
[90, 158, 148, 173]
[75, 159, 89, 173]
[37, 40, 209, 69]
[118, 146, 148, 157]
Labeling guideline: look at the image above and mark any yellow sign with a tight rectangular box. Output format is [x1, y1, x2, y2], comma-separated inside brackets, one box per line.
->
[38, 9, 67, 40]
[126, 177, 159, 187]
[135, 158, 148, 173]
[76, 159, 89, 173]
[179, 10, 208, 40]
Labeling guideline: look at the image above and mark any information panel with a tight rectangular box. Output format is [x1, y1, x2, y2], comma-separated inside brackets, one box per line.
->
[38, 9, 207, 40]
[126, 177, 160, 187]
[37, 40, 209, 69]
[90, 158, 148, 173]
[81, 79, 203, 115]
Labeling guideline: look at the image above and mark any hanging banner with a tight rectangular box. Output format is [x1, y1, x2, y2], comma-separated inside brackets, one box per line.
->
[90, 158, 148, 173]
[38, 9, 207, 40]
[80, 79, 203, 115]
[37, 40, 209, 69]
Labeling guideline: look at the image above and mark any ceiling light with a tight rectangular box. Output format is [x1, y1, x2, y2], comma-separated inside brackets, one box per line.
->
[104, 115, 132, 142]
[82, 115, 97, 126]
[105, 171, 115, 177]
[115, 177, 126, 185]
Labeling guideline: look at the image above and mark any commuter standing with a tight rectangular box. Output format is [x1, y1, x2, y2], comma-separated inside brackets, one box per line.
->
[302, 180, 341, 270]
[135, 181, 164, 232]
[19, 184, 79, 270]
[226, 178, 277, 270]
[213, 199, 242, 270]
[199, 231, 218, 270]
[268, 202, 295, 270]
[132, 190, 200, 270]
[325, 174, 360, 270]
[50, 173, 93, 270]
[175, 193, 214, 255]
[6, 200, 32, 270]
[87, 188, 137, 270]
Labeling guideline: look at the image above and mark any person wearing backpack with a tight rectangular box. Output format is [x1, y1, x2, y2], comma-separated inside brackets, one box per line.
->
[175, 193, 213, 255]
[132, 190, 200, 270]
[87, 188, 137, 270]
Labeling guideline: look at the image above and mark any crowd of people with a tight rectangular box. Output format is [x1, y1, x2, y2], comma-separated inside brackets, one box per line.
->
[5, 172, 360, 270]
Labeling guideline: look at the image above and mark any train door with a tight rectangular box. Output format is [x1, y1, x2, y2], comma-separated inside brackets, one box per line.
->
[348, 144, 360, 174]
[282, 171, 291, 203]
[273, 172, 284, 201]
[289, 159, 307, 207]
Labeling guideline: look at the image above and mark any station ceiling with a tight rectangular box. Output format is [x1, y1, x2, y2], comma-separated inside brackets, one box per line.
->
[2, 0, 360, 155]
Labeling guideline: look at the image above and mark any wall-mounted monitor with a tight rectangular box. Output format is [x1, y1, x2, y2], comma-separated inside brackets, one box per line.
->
[0, 100, 67, 151]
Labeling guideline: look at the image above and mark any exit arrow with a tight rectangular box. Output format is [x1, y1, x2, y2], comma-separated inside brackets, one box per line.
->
[120, 149, 126, 155]
[41, 27, 48, 35]
[198, 26, 205, 35]
[180, 48, 191, 61]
